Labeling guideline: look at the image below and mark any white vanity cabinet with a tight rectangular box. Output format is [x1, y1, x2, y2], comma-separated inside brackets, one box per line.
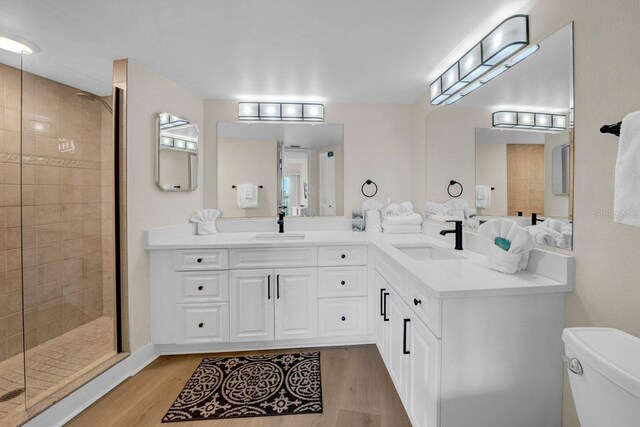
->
[229, 268, 318, 342]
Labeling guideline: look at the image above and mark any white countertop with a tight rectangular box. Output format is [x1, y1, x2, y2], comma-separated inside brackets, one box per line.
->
[145, 226, 573, 299]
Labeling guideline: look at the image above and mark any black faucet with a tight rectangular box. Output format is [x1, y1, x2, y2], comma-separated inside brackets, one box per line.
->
[278, 212, 285, 233]
[531, 212, 543, 226]
[439, 220, 463, 250]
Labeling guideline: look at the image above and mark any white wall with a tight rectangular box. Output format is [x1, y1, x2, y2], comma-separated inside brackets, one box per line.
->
[544, 131, 571, 218]
[126, 60, 204, 352]
[476, 143, 508, 216]
[203, 101, 413, 215]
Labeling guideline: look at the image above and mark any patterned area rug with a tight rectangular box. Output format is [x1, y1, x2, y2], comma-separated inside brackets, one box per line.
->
[162, 352, 323, 423]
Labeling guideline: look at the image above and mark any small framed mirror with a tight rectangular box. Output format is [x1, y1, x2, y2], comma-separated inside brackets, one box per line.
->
[156, 112, 199, 191]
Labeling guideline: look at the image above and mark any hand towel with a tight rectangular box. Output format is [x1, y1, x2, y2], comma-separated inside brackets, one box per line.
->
[190, 209, 223, 235]
[478, 219, 534, 274]
[398, 202, 414, 216]
[383, 203, 401, 217]
[237, 183, 258, 209]
[475, 185, 492, 209]
[426, 202, 448, 216]
[382, 213, 423, 226]
[614, 111, 640, 226]
[365, 210, 382, 232]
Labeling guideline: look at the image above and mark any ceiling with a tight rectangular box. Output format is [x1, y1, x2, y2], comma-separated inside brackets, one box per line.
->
[218, 122, 343, 149]
[0, 0, 533, 102]
[458, 23, 573, 112]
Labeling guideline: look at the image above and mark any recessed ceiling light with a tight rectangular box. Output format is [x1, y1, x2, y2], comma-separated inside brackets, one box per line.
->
[0, 32, 40, 54]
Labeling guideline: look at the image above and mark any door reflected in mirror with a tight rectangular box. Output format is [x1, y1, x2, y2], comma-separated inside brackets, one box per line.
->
[217, 122, 344, 218]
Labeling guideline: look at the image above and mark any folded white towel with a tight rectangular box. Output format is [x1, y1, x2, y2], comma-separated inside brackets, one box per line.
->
[398, 202, 414, 216]
[382, 213, 423, 226]
[615, 111, 640, 226]
[383, 203, 401, 217]
[478, 219, 534, 274]
[190, 209, 223, 235]
[444, 198, 471, 219]
[382, 223, 422, 234]
[237, 183, 258, 209]
[475, 185, 492, 209]
[362, 198, 384, 211]
[426, 202, 448, 216]
[365, 210, 382, 232]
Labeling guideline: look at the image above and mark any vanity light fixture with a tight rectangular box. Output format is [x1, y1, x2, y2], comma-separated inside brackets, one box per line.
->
[429, 15, 535, 106]
[0, 31, 40, 54]
[493, 111, 567, 131]
[238, 102, 324, 122]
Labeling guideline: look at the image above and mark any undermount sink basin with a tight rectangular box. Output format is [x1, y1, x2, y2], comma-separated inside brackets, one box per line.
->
[392, 244, 463, 261]
[252, 233, 305, 242]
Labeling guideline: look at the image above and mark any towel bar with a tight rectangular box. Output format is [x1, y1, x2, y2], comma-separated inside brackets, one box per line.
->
[600, 121, 621, 137]
[232, 185, 264, 189]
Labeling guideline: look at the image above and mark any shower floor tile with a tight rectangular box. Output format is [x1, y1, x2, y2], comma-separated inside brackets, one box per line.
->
[0, 316, 115, 420]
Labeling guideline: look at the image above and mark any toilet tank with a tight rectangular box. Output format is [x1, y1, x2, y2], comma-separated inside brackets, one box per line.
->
[562, 328, 640, 427]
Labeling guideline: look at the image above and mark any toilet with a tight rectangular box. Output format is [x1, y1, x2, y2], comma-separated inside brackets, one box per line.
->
[562, 328, 640, 427]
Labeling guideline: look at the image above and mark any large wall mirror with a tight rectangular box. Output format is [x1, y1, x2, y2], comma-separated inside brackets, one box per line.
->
[217, 122, 344, 218]
[156, 112, 199, 191]
[425, 23, 574, 250]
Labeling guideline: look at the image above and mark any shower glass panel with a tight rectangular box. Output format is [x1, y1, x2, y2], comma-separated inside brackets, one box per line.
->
[18, 53, 118, 416]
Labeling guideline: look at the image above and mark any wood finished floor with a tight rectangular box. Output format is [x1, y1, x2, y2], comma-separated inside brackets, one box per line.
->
[67, 345, 411, 427]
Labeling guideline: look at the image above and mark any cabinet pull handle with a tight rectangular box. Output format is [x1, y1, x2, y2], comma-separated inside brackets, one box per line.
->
[341, 316, 346, 321]
[341, 280, 346, 285]
[198, 322, 204, 328]
[413, 298, 421, 306]
[276, 274, 280, 299]
[267, 275, 271, 300]
[196, 258, 203, 263]
[403, 318, 410, 355]
[383, 292, 389, 322]
[341, 254, 346, 259]
[380, 288, 386, 316]
[198, 285, 204, 291]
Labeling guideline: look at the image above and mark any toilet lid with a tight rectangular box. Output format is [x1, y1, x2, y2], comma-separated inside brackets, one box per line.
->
[563, 328, 640, 399]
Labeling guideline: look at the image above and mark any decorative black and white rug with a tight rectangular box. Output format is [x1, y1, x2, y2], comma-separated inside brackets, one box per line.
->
[162, 352, 323, 423]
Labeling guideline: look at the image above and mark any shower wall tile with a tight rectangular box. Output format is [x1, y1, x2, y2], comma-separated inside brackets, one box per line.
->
[0, 62, 114, 350]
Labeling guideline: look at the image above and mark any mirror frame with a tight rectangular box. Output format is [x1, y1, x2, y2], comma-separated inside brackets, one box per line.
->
[155, 112, 199, 192]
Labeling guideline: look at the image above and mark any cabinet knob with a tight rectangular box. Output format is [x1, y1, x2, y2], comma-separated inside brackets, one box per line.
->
[414, 298, 422, 306]
[340, 280, 346, 285]
[198, 323, 204, 328]
[196, 258, 203, 263]
[341, 316, 346, 321]
[197, 285, 204, 291]
[341, 254, 346, 259]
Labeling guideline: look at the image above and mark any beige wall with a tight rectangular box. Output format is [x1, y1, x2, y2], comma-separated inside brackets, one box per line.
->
[217, 138, 278, 217]
[203, 101, 413, 214]
[544, 131, 571, 218]
[412, 2, 640, 425]
[475, 143, 507, 216]
[126, 60, 204, 352]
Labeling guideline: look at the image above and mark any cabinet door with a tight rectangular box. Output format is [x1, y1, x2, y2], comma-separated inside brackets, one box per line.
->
[375, 272, 389, 357]
[229, 269, 274, 342]
[407, 319, 440, 427]
[274, 268, 318, 340]
[387, 288, 410, 403]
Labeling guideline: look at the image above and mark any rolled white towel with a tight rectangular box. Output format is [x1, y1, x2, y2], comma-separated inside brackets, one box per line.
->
[382, 213, 423, 226]
[383, 203, 401, 217]
[525, 226, 557, 246]
[398, 201, 414, 216]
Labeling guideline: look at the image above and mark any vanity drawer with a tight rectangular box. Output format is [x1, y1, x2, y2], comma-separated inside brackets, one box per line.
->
[407, 275, 441, 337]
[229, 247, 317, 269]
[318, 297, 368, 337]
[176, 303, 229, 343]
[317, 245, 368, 266]
[177, 271, 229, 303]
[174, 249, 228, 271]
[374, 249, 406, 297]
[318, 266, 367, 297]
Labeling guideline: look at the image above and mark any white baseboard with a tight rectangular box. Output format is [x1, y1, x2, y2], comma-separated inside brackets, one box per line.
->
[25, 342, 160, 427]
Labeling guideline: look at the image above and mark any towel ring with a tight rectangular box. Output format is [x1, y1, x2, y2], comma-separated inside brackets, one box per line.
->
[447, 180, 463, 198]
[361, 179, 378, 198]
